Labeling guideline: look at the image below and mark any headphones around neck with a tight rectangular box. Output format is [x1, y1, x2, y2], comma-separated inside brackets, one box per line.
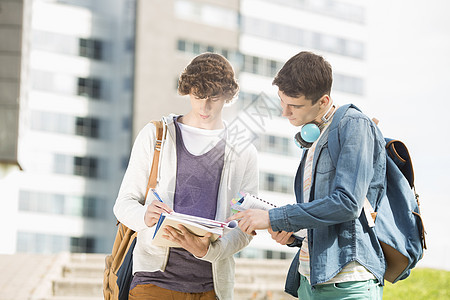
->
[294, 102, 336, 149]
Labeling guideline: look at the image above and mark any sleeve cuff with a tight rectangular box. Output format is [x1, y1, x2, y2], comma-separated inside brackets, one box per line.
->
[269, 206, 289, 232]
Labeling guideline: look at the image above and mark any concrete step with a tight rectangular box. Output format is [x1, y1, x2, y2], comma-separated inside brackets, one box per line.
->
[43, 297, 102, 300]
[233, 282, 296, 300]
[51, 255, 295, 299]
[69, 253, 107, 265]
[52, 278, 103, 297]
[235, 258, 291, 269]
[62, 263, 104, 278]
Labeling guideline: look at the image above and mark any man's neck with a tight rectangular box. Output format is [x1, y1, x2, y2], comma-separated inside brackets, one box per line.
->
[317, 102, 336, 124]
[179, 113, 224, 130]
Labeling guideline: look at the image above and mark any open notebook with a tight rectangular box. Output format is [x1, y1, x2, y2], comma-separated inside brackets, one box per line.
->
[152, 212, 237, 247]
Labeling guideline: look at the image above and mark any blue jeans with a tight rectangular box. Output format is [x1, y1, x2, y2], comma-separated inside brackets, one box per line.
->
[298, 275, 383, 300]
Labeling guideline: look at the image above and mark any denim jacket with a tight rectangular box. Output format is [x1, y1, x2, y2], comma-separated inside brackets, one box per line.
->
[269, 105, 387, 297]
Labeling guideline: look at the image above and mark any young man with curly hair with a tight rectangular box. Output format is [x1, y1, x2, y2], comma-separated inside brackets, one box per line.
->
[113, 53, 259, 300]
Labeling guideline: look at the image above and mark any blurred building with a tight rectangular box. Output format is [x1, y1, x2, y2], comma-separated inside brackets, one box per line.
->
[1, 0, 368, 257]
[0, 0, 30, 255]
[133, 0, 368, 259]
[0, 0, 136, 254]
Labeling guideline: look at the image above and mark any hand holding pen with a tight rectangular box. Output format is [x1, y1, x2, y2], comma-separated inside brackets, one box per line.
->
[144, 189, 173, 227]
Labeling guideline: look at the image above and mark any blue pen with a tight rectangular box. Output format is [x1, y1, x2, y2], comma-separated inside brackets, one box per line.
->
[151, 189, 164, 203]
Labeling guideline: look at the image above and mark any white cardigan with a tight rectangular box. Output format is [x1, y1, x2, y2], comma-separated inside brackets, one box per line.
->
[113, 114, 259, 300]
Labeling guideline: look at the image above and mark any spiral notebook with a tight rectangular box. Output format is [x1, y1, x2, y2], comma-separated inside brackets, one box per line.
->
[231, 193, 279, 212]
[231, 193, 305, 238]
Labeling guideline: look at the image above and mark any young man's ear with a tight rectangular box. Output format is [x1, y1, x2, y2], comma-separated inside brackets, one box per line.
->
[318, 94, 331, 108]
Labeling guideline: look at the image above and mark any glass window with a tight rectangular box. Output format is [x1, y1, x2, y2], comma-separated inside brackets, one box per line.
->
[177, 39, 186, 51]
[221, 49, 229, 58]
[258, 134, 291, 155]
[241, 16, 365, 59]
[334, 74, 364, 95]
[71, 236, 95, 253]
[31, 30, 77, 55]
[269, 60, 278, 77]
[192, 42, 201, 54]
[174, 0, 238, 30]
[17, 232, 97, 254]
[79, 38, 103, 60]
[18, 190, 100, 218]
[54, 154, 73, 175]
[75, 117, 100, 138]
[74, 156, 98, 178]
[261, 172, 294, 194]
[77, 77, 102, 99]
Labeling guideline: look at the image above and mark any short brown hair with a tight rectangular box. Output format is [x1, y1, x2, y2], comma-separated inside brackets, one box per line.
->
[178, 53, 239, 103]
[272, 51, 332, 104]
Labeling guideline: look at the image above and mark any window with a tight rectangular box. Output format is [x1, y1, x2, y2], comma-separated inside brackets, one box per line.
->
[252, 56, 260, 74]
[79, 38, 103, 60]
[75, 117, 100, 138]
[177, 39, 186, 51]
[31, 111, 72, 135]
[261, 172, 294, 194]
[174, 0, 238, 30]
[77, 77, 102, 99]
[74, 156, 98, 178]
[176, 39, 238, 66]
[192, 42, 201, 54]
[269, 60, 279, 77]
[241, 16, 365, 59]
[17, 232, 68, 253]
[235, 247, 295, 260]
[82, 196, 97, 218]
[221, 49, 229, 58]
[17, 232, 96, 253]
[258, 135, 291, 155]
[334, 74, 364, 95]
[71, 237, 95, 253]
[18, 190, 101, 218]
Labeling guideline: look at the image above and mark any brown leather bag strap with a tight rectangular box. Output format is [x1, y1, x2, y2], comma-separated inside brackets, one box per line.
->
[144, 120, 166, 200]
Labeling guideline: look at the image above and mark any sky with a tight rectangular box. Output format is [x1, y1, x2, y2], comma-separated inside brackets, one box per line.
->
[367, 0, 450, 270]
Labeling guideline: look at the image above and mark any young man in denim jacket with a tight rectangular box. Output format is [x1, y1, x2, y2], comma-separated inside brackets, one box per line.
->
[229, 51, 386, 299]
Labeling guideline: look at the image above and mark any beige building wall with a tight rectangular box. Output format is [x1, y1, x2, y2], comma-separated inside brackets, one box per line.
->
[133, 0, 240, 138]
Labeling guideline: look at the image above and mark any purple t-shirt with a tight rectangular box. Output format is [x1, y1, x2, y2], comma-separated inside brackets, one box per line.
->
[130, 117, 225, 293]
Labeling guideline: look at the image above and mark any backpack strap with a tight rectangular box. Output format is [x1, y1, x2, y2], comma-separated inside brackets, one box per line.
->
[116, 120, 166, 226]
[327, 104, 377, 227]
[145, 120, 167, 199]
[327, 104, 361, 168]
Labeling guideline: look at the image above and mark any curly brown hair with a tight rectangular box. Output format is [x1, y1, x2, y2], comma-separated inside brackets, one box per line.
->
[178, 53, 239, 103]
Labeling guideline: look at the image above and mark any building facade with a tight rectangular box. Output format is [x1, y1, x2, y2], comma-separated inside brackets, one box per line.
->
[0, 0, 136, 254]
[1, 0, 367, 257]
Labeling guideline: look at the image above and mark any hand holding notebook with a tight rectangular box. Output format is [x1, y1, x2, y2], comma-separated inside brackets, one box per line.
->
[152, 211, 238, 247]
[230, 193, 305, 238]
[230, 193, 278, 212]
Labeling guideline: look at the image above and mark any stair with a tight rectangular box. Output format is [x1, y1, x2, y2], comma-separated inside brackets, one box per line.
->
[234, 258, 295, 300]
[33, 254, 295, 300]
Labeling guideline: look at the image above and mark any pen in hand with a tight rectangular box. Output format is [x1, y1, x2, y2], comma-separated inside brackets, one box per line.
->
[151, 188, 164, 202]
[151, 189, 172, 213]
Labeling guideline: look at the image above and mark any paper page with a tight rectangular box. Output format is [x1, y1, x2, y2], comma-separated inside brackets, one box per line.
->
[152, 213, 222, 247]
